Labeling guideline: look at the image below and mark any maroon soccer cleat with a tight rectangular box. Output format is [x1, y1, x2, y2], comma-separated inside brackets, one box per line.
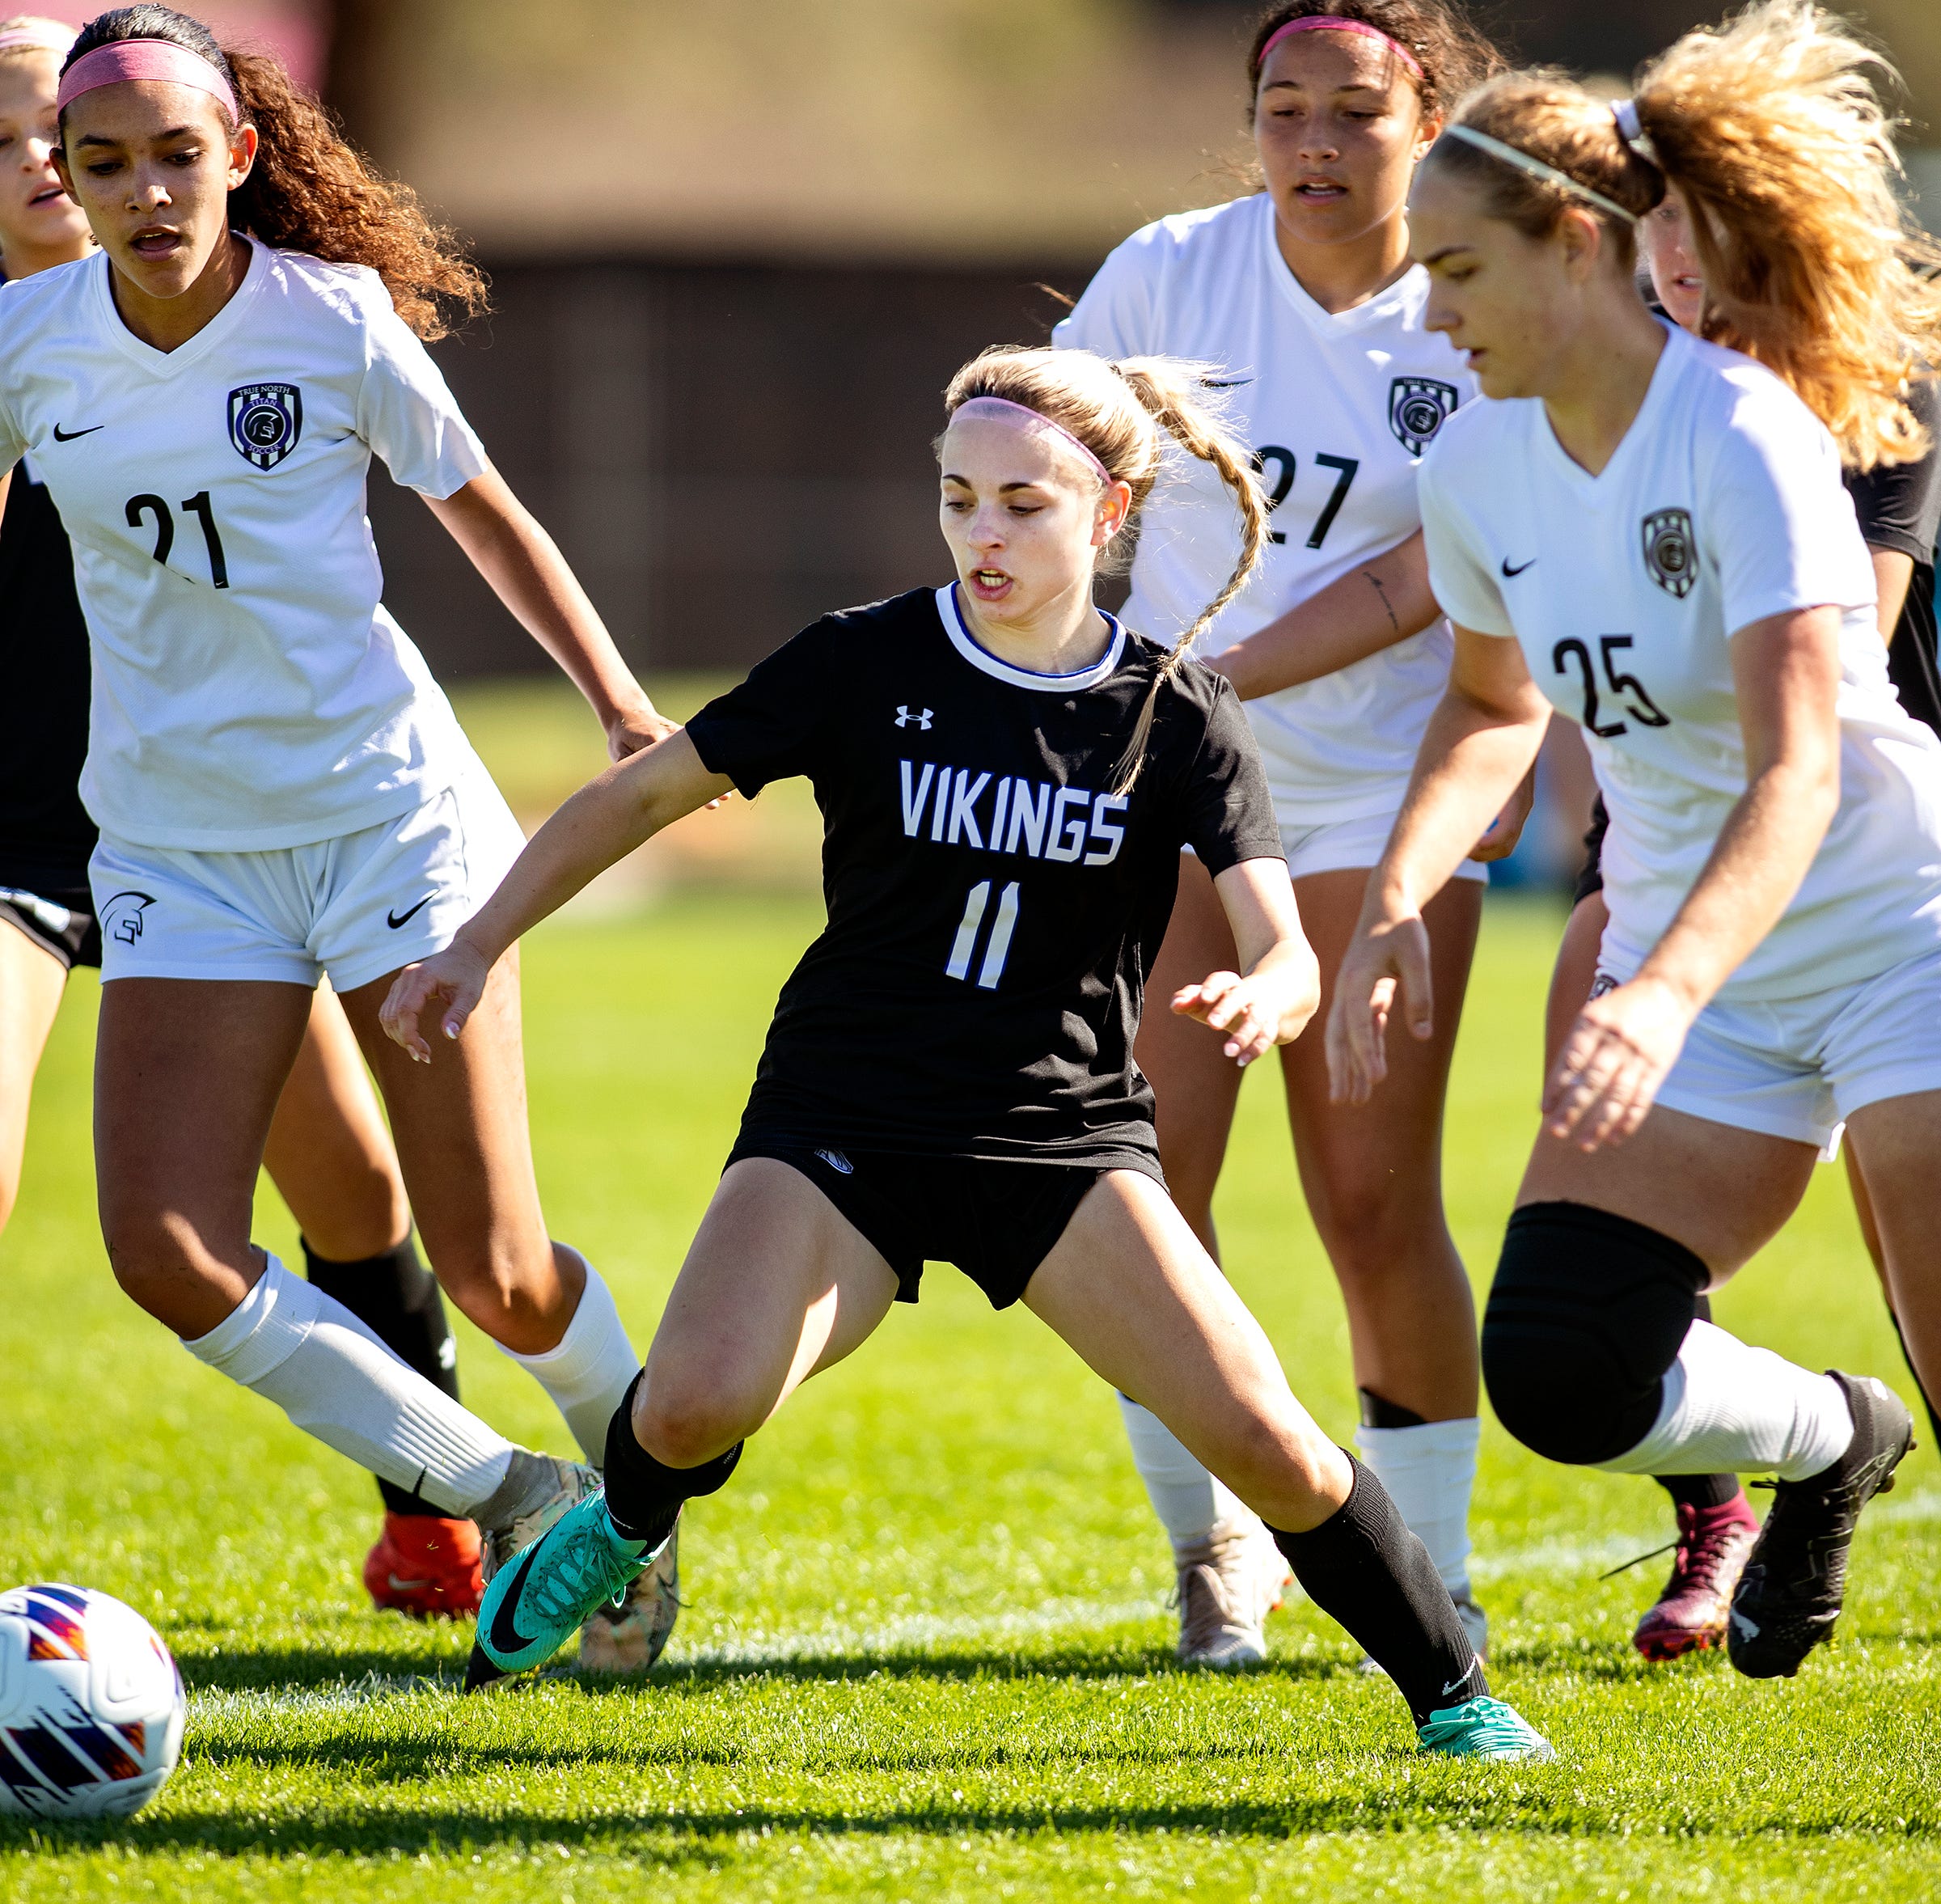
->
[1631, 1496, 1760, 1662]
[364, 1512, 485, 1619]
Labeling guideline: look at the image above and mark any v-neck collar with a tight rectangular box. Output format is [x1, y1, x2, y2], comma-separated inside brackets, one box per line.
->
[934, 585, 1127, 692]
[89, 232, 268, 377]
[1532, 318, 1681, 493]
[1258, 192, 1423, 339]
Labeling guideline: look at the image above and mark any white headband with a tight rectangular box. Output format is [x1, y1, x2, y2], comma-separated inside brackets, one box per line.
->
[1440, 122, 1639, 225]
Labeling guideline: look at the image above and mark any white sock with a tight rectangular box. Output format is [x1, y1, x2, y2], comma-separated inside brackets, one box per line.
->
[1597, 1319, 1854, 1483]
[184, 1255, 514, 1517]
[1118, 1394, 1250, 1551]
[1355, 1416, 1481, 1599]
[501, 1251, 639, 1463]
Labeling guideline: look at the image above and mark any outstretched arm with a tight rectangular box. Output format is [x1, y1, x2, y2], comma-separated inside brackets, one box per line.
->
[425, 468, 672, 759]
[1170, 857, 1322, 1064]
[1207, 531, 1440, 700]
[1327, 627, 1551, 1104]
[381, 731, 732, 1059]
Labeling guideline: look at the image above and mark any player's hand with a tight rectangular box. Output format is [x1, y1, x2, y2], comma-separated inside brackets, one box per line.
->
[379, 941, 493, 1063]
[1543, 974, 1694, 1150]
[1325, 911, 1433, 1105]
[1469, 767, 1536, 864]
[606, 701, 680, 762]
[1172, 968, 1301, 1066]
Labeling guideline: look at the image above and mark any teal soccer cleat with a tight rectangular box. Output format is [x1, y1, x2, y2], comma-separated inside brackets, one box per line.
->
[466, 1490, 648, 1690]
[1417, 1696, 1555, 1763]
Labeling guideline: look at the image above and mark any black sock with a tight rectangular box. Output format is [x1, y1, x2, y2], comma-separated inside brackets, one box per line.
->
[1269, 1457, 1486, 1728]
[1649, 1297, 1744, 1512]
[304, 1234, 460, 1519]
[1359, 1387, 1427, 1429]
[602, 1371, 742, 1550]
[1654, 1471, 1744, 1512]
[1888, 1310, 1941, 1449]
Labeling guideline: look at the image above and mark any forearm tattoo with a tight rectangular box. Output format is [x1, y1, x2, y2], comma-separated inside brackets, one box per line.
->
[1363, 569, 1400, 633]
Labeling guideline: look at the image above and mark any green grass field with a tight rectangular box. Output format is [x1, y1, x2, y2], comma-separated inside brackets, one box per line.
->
[2, 818, 1939, 1896]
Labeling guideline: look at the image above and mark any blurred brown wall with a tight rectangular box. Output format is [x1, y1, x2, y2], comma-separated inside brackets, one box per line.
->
[328, 1, 1941, 678]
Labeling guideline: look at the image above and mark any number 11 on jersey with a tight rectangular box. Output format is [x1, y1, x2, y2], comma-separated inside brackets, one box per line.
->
[946, 880, 1021, 988]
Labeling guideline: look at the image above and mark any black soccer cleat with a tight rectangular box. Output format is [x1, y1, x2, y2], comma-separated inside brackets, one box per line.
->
[1727, 1371, 1913, 1680]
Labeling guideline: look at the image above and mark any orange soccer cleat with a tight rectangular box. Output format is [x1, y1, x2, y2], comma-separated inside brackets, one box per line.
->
[363, 1512, 485, 1618]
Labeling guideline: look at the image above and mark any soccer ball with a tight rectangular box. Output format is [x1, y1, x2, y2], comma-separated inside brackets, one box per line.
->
[0, 1585, 184, 1820]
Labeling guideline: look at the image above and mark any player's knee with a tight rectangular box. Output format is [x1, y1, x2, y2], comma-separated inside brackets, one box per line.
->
[1481, 1200, 1706, 1466]
[631, 1369, 755, 1471]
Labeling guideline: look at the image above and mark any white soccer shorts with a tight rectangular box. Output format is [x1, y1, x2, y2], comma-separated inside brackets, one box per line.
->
[1631, 941, 1941, 1152]
[89, 764, 526, 994]
[1279, 809, 1489, 885]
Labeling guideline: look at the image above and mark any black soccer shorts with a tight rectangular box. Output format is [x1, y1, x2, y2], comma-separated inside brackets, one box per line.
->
[724, 1140, 1167, 1310]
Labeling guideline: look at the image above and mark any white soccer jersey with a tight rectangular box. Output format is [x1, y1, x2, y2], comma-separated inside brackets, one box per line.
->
[1055, 193, 1478, 825]
[1423, 321, 1941, 1003]
[0, 239, 486, 851]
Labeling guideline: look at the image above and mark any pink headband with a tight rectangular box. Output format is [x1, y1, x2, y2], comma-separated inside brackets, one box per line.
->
[55, 39, 238, 120]
[1258, 15, 1424, 83]
[0, 27, 74, 56]
[952, 396, 1115, 488]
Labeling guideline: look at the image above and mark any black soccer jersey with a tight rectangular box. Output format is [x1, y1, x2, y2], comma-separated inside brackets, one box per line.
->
[686, 586, 1283, 1167]
[1848, 379, 1941, 738]
[0, 463, 95, 890]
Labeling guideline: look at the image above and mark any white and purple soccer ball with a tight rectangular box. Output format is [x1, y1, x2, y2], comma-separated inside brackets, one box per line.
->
[0, 1585, 184, 1819]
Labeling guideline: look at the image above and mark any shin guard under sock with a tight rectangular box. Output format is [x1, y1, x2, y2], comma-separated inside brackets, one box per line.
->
[602, 1373, 742, 1551]
[1269, 1457, 1486, 1728]
[305, 1234, 459, 1517]
[1651, 1295, 1744, 1513]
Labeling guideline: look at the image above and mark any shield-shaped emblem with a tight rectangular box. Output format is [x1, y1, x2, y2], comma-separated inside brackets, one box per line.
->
[227, 383, 303, 470]
[1641, 506, 1697, 598]
[1388, 376, 1457, 454]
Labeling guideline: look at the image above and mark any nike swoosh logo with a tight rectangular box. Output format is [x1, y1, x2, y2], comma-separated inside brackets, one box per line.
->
[387, 895, 435, 929]
[487, 1541, 546, 1658]
[1500, 556, 1537, 577]
[52, 423, 104, 442]
[388, 1574, 432, 1592]
[1441, 1675, 1473, 1697]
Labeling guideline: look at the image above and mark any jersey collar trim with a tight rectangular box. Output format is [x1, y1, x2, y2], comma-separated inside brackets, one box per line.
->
[1258, 193, 1425, 337]
[90, 232, 270, 376]
[1532, 316, 1681, 492]
[935, 585, 1127, 692]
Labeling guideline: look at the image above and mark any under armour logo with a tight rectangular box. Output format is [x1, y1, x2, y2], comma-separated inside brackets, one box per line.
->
[894, 706, 933, 730]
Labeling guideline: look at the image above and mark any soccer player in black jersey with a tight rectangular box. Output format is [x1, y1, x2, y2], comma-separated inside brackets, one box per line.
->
[1541, 163, 1941, 1669]
[384, 345, 1553, 1760]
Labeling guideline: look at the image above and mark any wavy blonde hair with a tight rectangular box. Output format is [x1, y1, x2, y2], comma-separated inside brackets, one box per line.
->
[1427, 1, 1941, 468]
[943, 346, 1270, 792]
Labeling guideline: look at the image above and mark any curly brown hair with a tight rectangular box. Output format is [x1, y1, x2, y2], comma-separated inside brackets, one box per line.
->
[61, 6, 484, 340]
[1247, 0, 1503, 122]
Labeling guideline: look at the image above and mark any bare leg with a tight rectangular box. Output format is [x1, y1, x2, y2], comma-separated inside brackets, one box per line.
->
[630, 1158, 901, 1466]
[1282, 869, 1481, 1421]
[340, 952, 581, 1356]
[262, 984, 408, 1259]
[0, 920, 68, 1240]
[1023, 1172, 1348, 1529]
[1845, 1093, 1941, 1431]
[1545, 892, 1607, 1077]
[1133, 854, 1245, 1261]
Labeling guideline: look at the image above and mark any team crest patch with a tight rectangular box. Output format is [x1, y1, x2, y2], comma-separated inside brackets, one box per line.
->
[1642, 507, 1697, 598]
[227, 383, 302, 470]
[1388, 377, 1458, 455]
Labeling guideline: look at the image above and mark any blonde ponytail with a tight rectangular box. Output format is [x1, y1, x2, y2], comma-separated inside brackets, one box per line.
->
[942, 346, 1270, 793]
